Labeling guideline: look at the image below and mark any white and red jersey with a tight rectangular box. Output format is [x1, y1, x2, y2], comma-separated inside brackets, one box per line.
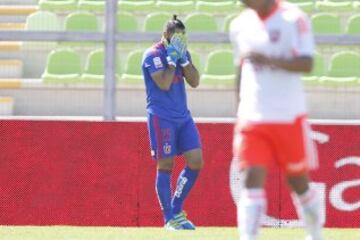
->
[229, 1, 315, 123]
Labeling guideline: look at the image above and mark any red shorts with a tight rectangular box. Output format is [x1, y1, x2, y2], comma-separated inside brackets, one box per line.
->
[232, 115, 318, 175]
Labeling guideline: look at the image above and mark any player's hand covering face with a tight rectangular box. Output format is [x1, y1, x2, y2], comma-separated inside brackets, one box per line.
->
[169, 32, 188, 58]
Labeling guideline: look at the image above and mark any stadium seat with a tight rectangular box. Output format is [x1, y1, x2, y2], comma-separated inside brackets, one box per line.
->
[143, 12, 172, 32]
[117, 12, 138, 32]
[121, 49, 144, 84]
[23, 11, 60, 50]
[346, 14, 360, 35]
[316, 0, 354, 13]
[184, 13, 218, 33]
[189, 50, 202, 74]
[156, 1, 195, 12]
[320, 51, 360, 87]
[42, 48, 82, 84]
[303, 53, 326, 85]
[223, 13, 239, 32]
[201, 49, 235, 86]
[78, 0, 105, 12]
[39, 0, 77, 12]
[64, 11, 99, 32]
[311, 13, 341, 34]
[118, 0, 156, 12]
[196, 1, 235, 13]
[81, 49, 121, 84]
[25, 11, 61, 31]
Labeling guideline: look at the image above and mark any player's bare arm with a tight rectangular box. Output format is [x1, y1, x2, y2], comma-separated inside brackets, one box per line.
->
[151, 65, 176, 91]
[183, 63, 200, 88]
[245, 52, 313, 73]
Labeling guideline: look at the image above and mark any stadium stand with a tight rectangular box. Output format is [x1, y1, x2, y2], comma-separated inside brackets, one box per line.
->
[1, 0, 360, 88]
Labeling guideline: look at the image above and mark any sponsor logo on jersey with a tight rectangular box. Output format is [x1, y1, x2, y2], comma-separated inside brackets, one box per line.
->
[269, 30, 280, 43]
[153, 57, 163, 69]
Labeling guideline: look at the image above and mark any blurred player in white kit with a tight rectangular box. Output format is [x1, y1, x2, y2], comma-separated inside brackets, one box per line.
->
[229, 0, 324, 240]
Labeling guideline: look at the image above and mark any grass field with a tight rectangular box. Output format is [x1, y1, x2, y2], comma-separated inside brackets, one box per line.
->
[0, 227, 359, 240]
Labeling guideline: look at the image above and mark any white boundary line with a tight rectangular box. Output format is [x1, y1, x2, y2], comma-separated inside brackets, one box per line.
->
[0, 116, 359, 125]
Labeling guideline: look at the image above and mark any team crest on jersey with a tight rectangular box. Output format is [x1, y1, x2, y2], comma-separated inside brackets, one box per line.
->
[269, 30, 280, 43]
[153, 57, 163, 69]
[163, 143, 172, 155]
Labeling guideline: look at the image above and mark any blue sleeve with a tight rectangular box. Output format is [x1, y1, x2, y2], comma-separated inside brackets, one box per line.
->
[143, 54, 166, 75]
[186, 51, 192, 63]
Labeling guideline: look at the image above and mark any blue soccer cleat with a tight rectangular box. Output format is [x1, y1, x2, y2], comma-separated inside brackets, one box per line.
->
[173, 211, 196, 230]
[164, 219, 183, 230]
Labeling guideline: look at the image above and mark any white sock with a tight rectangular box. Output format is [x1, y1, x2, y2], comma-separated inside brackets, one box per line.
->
[292, 187, 324, 240]
[237, 189, 266, 240]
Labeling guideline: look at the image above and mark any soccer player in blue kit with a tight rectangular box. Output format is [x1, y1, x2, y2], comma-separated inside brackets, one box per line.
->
[141, 15, 204, 230]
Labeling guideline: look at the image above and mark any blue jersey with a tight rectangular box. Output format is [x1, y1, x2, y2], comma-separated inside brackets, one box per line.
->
[142, 42, 191, 121]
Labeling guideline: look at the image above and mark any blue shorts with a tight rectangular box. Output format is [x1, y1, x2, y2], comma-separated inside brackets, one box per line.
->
[147, 113, 202, 160]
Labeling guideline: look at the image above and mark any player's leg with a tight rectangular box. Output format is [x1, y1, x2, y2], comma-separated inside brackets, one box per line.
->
[287, 174, 324, 240]
[147, 113, 180, 229]
[237, 167, 267, 240]
[233, 123, 270, 240]
[279, 116, 323, 240]
[156, 157, 180, 229]
[171, 117, 203, 229]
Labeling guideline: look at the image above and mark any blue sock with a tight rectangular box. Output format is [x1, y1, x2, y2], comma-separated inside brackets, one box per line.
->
[156, 170, 173, 223]
[171, 167, 199, 215]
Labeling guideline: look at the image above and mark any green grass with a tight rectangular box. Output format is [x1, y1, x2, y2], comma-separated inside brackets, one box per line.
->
[0, 227, 359, 240]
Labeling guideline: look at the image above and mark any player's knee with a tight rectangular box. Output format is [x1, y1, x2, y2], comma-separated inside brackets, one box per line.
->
[287, 174, 310, 195]
[187, 157, 204, 170]
[244, 167, 266, 188]
[157, 158, 174, 171]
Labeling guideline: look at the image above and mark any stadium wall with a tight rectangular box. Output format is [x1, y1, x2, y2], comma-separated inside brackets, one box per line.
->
[2, 86, 360, 119]
[0, 120, 359, 227]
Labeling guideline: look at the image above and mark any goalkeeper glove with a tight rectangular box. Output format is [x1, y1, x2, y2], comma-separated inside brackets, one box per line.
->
[166, 44, 180, 67]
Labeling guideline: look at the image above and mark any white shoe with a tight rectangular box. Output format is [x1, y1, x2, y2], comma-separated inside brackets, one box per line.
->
[305, 235, 324, 240]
